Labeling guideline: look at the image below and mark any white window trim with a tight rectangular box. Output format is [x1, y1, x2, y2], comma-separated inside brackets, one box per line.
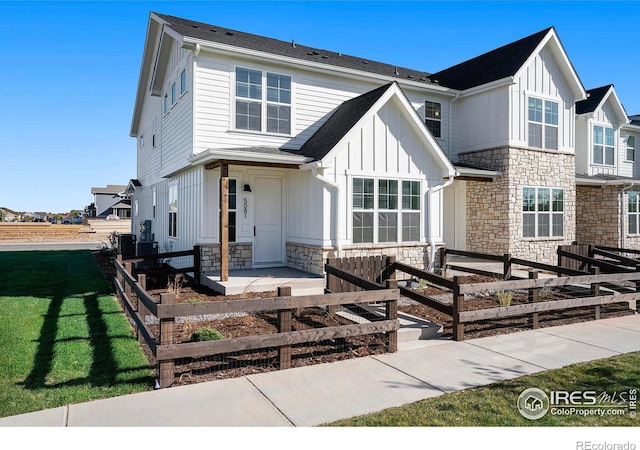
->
[625, 135, 636, 162]
[180, 68, 187, 97]
[522, 186, 565, 240]
[171, 82, 177, 107]
[591, 123, 616, 167]
[231, 65, 294, 136]
[152, 188, 157, 220]
[168, 182, 178, 240]
[349, 175, 423, 245]
[527, 95, 559, 151]
[628, 191, 640, 235]
[424, 100, 442, 139]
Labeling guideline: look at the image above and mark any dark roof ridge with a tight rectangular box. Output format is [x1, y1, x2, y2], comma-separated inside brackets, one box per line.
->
[427, 27, 553, 90]
[152, 12, 433, 85]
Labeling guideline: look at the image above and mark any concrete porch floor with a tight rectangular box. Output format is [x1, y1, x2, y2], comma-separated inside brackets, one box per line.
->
[202, 267, 326, 296]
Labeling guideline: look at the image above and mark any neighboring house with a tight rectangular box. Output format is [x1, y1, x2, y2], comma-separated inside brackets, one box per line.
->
[129, 12, 635, 279]
[434, 27, 586, 264]
[90, 185, 128, 218]
[0, 207, 17, 222]
[574, 85, 640, 249]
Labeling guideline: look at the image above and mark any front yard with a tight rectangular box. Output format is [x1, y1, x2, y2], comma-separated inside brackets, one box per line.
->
[0, 250, 153, 418]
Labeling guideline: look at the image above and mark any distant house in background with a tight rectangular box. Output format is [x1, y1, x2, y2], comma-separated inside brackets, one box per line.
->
[0, 207, 17, 222]
[89, 185, 129, 218]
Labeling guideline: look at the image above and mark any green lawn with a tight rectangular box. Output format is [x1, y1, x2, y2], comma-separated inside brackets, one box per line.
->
[0, 250, 154, 418]
[329, 351, 640, 426]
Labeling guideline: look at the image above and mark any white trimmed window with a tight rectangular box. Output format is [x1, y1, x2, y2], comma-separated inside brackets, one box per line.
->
[235, 67, 291, 134]
[593, 125, 615, 165]
[424, 101, 441, 138]
[168, 184, 177, 238]
[163, 94, 168, 114]
[134, 200, 139, 217]
[152, 189, 157, 220]
[171, 82, 177, 106]
[180, 69, 187, 95]
[228, 179, 237, 243]
[523, 187, 564, 238]
[628, 192, 640, 234]
[627, 136, 636, 162]
[352, 177, 421, 244]
[528, 97, 558, 150]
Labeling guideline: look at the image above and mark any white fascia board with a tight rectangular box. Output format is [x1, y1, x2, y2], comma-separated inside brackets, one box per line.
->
[621, 122, 640, 132]
[605, 88, 631, 125]
[181, 37, 457, 96]
[189, 149, 311, 166]
[130, 17, 161, 136]
[316, 83, 456, 177]
[516, 30, 586, 101]
[150, 27, 184, 96]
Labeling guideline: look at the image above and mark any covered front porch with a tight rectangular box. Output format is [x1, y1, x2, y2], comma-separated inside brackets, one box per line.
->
[201, 267, 325, 296]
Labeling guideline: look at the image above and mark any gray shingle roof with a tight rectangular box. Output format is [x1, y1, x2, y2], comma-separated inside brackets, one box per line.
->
[427, 28, 552, 90]
[630, 114, 640, 125]
[153, 13, 433, 85]
[576, 85, 612, 115]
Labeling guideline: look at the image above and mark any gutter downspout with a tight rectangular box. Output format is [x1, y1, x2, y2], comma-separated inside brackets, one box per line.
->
[448, 93, 460, 159]
[311, 167, 342, 257]
[427, 175, 455, 271]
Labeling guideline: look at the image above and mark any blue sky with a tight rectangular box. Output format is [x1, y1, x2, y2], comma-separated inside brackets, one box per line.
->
[1, 0, 639, 214]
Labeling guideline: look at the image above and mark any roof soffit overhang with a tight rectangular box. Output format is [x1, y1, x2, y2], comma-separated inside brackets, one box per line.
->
[150, 25, 184, 96]
[514, 29, 586, 102]
[181, 36, 457, 96]
[300, 83, 456, 177]
[189, 148, 311, 168]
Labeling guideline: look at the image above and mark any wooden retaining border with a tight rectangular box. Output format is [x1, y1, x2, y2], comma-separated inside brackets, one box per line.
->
[114, 257, 399, 388]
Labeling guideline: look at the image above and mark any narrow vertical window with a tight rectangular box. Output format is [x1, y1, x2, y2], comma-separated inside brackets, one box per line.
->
[168, 184, 177, 238]
[629, 192, 639, 234]
[378, 179, 398, 243]
[228, 179, 237, 243]
[402, 181, 421, 242]
[152, 189, 157, 220]
[266, 73, 291, 134]
[180, 69, 186, 95]
[352, 178, 374, 244]
[235, 67, 262, 131]
[528, 97, 558, 150]
[171, 82, 177, 105]
[424, 101, 441, 138]
[163, 94, 168, 114]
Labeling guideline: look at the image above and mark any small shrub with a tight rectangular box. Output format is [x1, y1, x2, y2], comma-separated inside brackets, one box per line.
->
[496, 290, 512, 307]
[183, 298, 202, 304]
[191, 327, 224, 342]
[167, 273, 185, 298]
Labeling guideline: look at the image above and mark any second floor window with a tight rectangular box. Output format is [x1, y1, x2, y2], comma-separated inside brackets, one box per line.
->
[627, 136, 636, 162]
[180, 69, 187, 95]
[235, 67, 291, 134]
[593, 125, 615, 165]
[528, 97, 558, 150]
[424, 101, 441, 138]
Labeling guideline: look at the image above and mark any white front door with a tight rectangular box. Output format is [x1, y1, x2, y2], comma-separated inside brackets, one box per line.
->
[254, 177, 284, 266]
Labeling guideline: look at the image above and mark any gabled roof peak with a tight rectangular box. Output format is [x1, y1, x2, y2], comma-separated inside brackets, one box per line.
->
[427, 27, 554, 90]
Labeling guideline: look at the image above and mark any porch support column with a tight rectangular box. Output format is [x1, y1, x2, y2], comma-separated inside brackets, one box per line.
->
[220, 163, 229, 282]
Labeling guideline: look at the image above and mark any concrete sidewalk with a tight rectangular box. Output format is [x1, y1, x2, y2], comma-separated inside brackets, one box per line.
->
[1, 314, 639, 427]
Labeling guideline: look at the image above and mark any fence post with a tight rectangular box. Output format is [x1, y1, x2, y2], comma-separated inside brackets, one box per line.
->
[591, 267, 601, 320]
[124, 262, 133, 298]
[158, 292, 176, 388]
[557, 247, 563, 277]
[528, 271, 539, 329]
[277, 286, 293, 370]
[452, 276, 464, 341]
[384, 256, 396, 285]
[193, 245, 201, 285]
[439, 247, 447, 276]
[503, 253, 511, 280]
[326, 258, 338, 315]
[386, 279, 398, 353]
[136, 273, 147, 343]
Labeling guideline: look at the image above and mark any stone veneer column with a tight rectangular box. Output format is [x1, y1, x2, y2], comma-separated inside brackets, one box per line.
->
[575, 185, 622, 248]
[459, 146, 576, 265]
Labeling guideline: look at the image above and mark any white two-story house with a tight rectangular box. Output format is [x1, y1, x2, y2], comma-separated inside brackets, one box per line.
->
[129, 12, 456, 283]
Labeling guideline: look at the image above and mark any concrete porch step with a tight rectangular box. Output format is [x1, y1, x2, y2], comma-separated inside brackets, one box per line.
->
[202, 267, 325, 296]
[336, 304, 443, 342]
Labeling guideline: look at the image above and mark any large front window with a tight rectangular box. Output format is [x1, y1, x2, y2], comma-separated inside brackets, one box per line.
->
[352, 177, 421, 244]
[523, 187, 564, 238]
[235, 67, 291, 134]
[528, 97, 558, 150]
[593, 125, 615, 165]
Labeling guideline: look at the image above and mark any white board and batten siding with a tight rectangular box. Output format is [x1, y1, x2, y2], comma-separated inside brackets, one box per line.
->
[511, 45, 577, 153]
[324, 97, 448, 246]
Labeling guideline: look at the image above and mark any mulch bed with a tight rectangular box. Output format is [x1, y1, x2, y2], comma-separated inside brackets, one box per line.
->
[93, 250, 637, 386]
